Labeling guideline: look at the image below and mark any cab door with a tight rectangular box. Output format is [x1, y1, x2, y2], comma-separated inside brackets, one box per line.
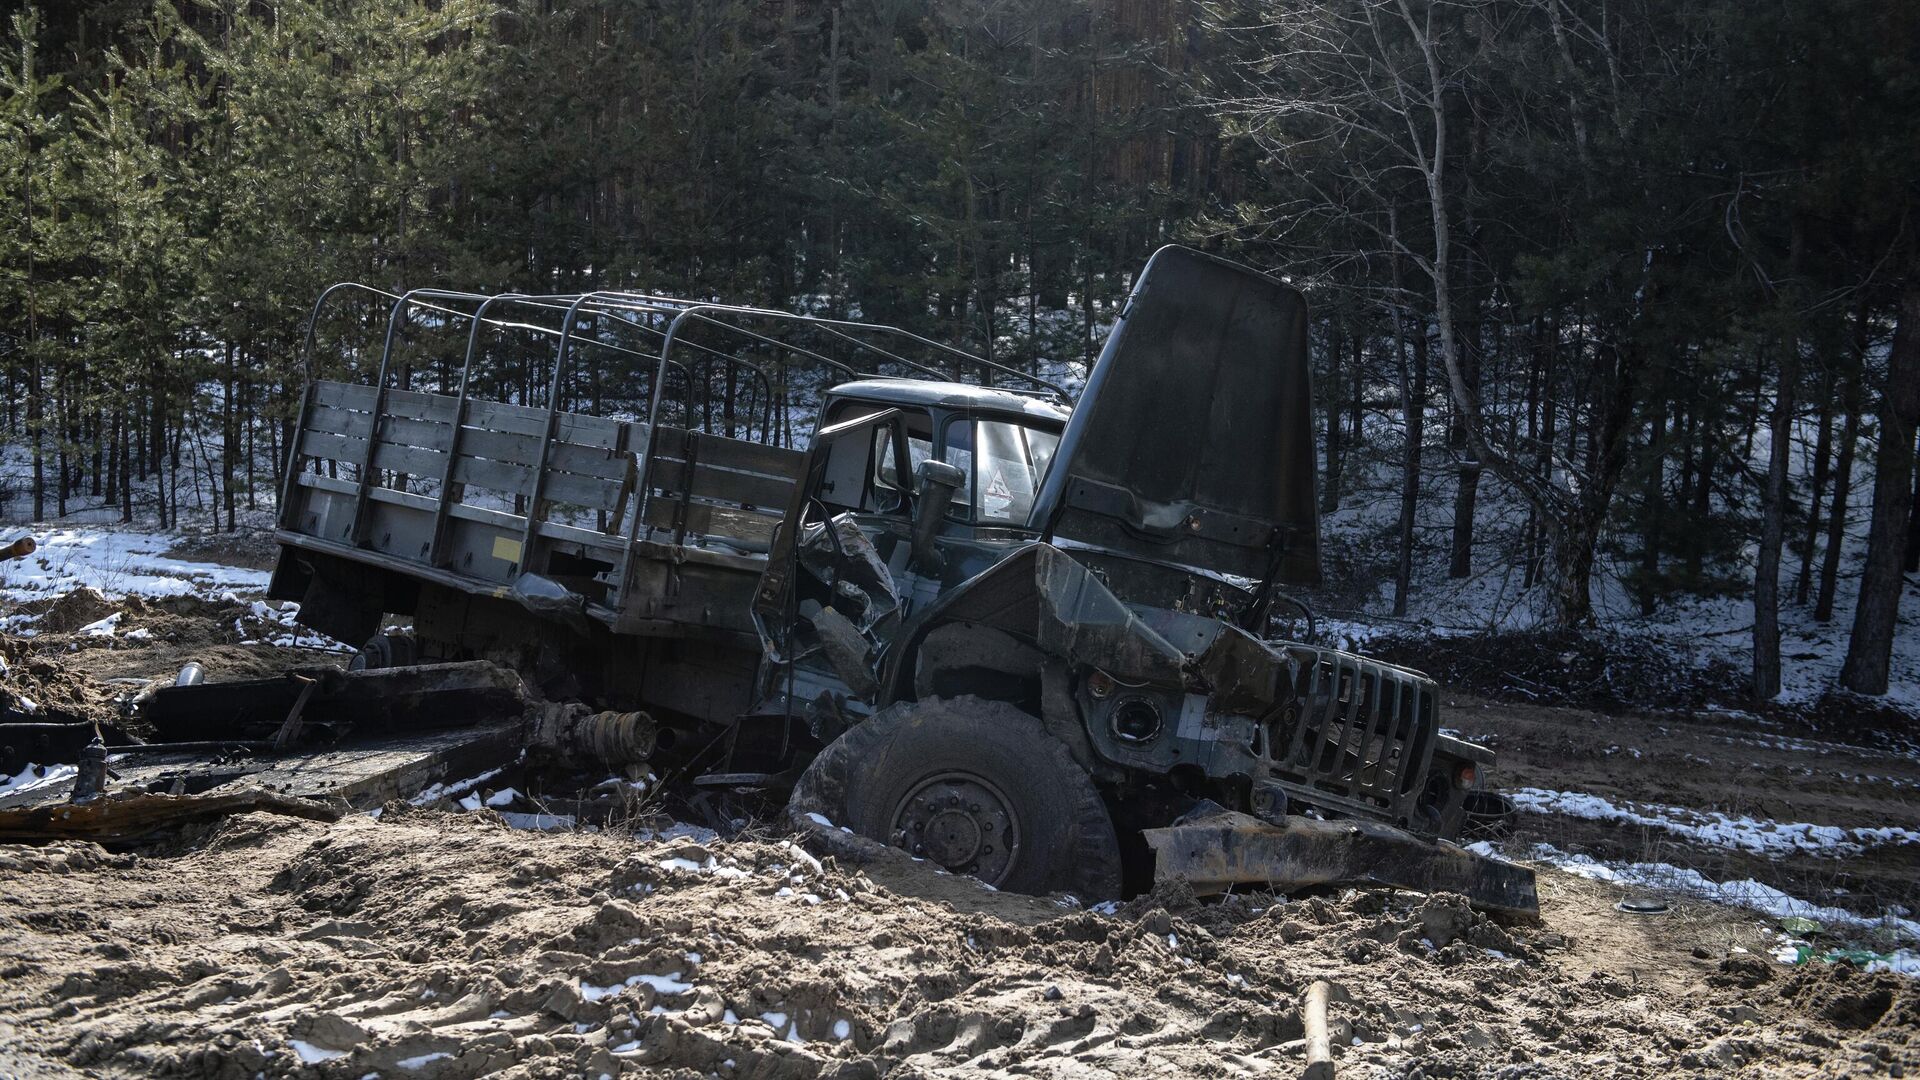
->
[751, 408, 913, 675]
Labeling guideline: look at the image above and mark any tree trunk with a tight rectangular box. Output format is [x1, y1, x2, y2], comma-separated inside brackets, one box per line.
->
[1392, 276, 1426, 618]
[1560, 337, 1645, 626]
[1533, 323, 1558, 586]
[102, 413, 119, 507]
[1753, 343, 1798, 701]
[1449, 453, 1480, 579]
[1321, 321, 1344, 514]
[1815, 310, 1863, 626]
[1796, 366, 1836, 604]
[119, 416, 133, 524]
[1690, 424, 1718, 582]
[1639, 395, 1667, 616]
[1447, 313, 1481, 580]
[1904, 426, 1920, 574]
[1839, 280, 1920, 695]
[224, 342, 238, 532]
[1349, 329, 1365, 463]
[25, 121, 43, 523]
[1552, 517, 1599, 626]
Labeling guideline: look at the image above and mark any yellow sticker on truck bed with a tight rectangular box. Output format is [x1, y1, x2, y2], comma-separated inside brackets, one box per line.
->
[492, 536, 523, 564]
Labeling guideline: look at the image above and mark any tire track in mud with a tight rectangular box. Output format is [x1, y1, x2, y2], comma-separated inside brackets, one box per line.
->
[1, 808, 1915, 1078]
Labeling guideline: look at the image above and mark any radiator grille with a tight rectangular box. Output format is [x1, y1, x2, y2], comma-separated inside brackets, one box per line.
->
[1268, 648, 1437, 822]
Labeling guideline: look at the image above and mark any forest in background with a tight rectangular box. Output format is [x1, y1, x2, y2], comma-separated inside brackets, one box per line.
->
[0, 0, 1916, 701]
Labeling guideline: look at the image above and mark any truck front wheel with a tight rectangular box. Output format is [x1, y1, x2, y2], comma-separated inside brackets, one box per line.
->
[789, 695, 1122, 900]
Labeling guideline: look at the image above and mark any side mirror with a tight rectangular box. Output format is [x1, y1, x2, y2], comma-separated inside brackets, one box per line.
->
[910, 459, 965, 574]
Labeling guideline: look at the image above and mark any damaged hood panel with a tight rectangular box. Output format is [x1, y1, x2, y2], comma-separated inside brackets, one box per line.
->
[1031, 246, 1321, 584]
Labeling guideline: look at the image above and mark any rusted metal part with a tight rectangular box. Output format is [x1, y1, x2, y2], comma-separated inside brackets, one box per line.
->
[0, 535, 35, 561]
[271, 675, 321, 752]
[1143, 808, 1539, 916]
[809, 606, 878, 698]
[0, 721, 132, 777]
[0, 789, 344, 843]
[70, 735, 108, 803]
[530, 702, 657, 767]
[139, 661, 526, 744]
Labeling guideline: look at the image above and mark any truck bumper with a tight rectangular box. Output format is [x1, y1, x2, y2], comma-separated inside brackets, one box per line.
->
[1143, 809, 1539, 916]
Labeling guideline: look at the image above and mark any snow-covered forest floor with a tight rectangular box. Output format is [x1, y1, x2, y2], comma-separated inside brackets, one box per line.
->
[1307, 412, 1920, 720]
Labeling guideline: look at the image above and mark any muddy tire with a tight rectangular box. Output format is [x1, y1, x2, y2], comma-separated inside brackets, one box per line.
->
[789, 695, 1122, 900]
[349, 631, 416, 672]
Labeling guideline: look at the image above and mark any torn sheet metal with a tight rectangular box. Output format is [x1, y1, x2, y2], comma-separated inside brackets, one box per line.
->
[1144, 806, 1539, 916]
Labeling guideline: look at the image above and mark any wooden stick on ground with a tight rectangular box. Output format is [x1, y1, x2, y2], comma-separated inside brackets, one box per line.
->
[1303, 979, 1334, 1080]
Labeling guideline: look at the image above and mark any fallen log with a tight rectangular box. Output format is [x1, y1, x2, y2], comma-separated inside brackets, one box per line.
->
[0, 789, 344, 843]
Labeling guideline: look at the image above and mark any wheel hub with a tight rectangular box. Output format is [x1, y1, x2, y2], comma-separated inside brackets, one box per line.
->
[890, 772, 1021, 886]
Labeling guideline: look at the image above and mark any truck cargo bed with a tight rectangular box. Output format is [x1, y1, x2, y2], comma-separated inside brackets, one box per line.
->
[275, 379, 803, 638]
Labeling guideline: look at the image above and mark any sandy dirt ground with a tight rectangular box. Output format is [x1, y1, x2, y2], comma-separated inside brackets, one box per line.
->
[1, 809, 1914, 1080]
[2, 594, 1917, 1078]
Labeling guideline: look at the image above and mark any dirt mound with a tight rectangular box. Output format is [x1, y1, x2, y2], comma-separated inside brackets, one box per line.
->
[31, 587, 121, 633]
[2, 589, 346, 728]
[0, 809, 1911, 1078]
[1776, 963, 1916, 1036]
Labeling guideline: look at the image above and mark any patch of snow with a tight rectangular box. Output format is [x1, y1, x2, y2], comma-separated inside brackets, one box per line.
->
[409, 767, 505, 806]
[635, 821, 719, 844]
[288, 1040, 349, 1064]
[0, 763, 76, 795]
[781, 840, 823, 874]
[0, 527, 270, 601]
[395, 1051, 452, 1070]
[580, 972, 692, 1002]
[1528, 843, 1920, 943]
[1871, 951, 1920, 976]
[496, 811, 576, 831]
[483, 788, 517, 808]
[1510, 787, 1920, 856]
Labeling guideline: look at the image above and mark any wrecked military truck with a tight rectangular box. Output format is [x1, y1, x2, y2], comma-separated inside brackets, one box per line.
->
[255, 245, 1534, 913]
